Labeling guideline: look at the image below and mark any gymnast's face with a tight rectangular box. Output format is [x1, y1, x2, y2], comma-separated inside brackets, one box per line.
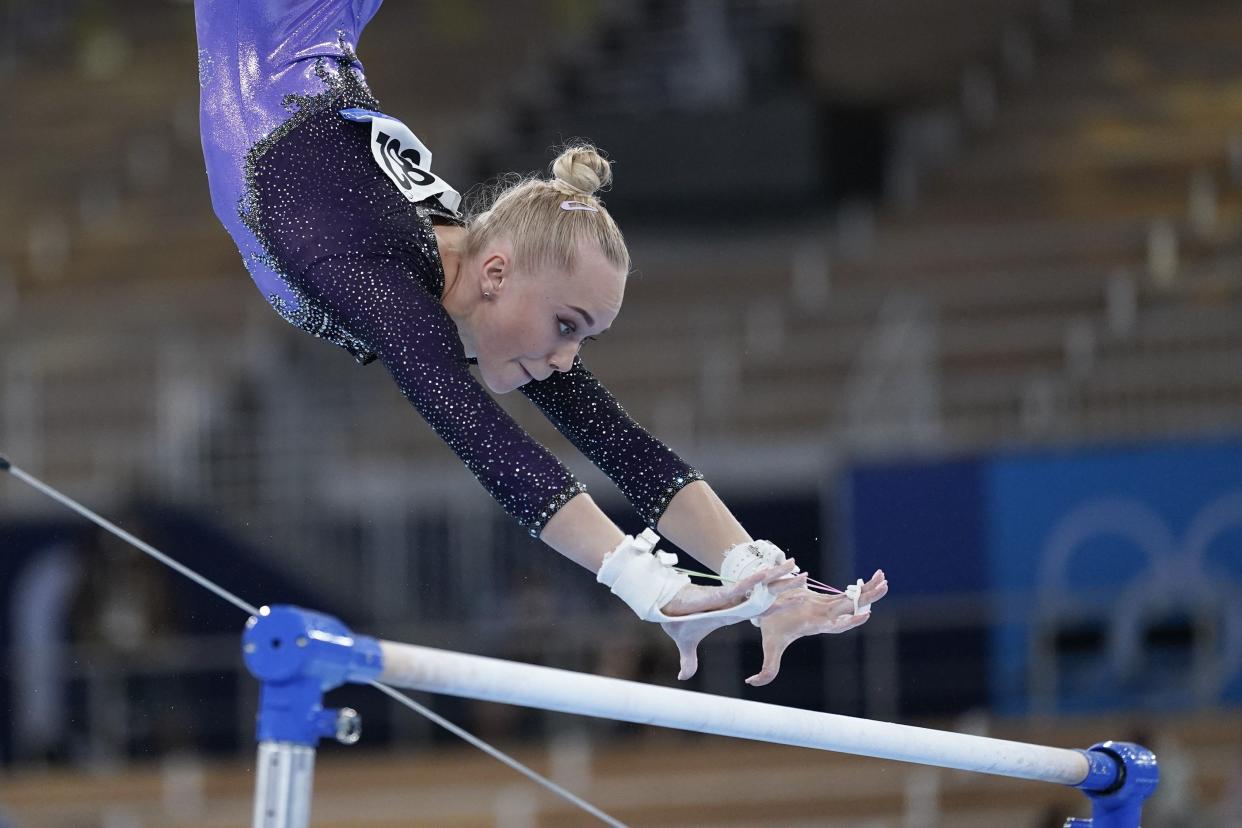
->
[473, 240, 626, 394]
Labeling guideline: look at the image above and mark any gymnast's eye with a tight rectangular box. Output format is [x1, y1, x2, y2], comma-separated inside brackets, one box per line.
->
[558, 318, 575, 336]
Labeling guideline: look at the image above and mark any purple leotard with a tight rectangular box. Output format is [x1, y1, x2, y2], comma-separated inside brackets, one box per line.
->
[195, 0, 380, 337]
[194, 0, 703, 535]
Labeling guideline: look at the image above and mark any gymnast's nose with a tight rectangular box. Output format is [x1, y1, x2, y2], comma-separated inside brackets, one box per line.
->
[548, 340, 579, 373]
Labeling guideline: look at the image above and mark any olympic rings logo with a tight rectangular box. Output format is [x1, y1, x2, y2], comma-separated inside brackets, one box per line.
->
[1032, 491, 1242, 698]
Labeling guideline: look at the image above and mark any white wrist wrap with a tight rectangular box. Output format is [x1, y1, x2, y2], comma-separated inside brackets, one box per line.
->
[597, 530, 690, 621]
[597, 530, 780, 623]
[720, 540, 792, 585]
[720, 540, 797, 627]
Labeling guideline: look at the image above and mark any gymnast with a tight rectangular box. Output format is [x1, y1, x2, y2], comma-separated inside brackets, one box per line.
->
[193, 0, 887, 686]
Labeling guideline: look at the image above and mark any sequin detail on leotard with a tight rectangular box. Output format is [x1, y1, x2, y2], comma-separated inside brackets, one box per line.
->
[239, 41, 383, 364]
[245, 97, 591, 535]
[197, 49, 214, 89]
[521, 360, 704, 527]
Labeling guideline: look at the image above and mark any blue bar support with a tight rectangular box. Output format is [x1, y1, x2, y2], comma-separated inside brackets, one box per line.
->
[1067, 741, 1160, 828]
[242, 605, 385, 828]
[242, 605, 383, 745]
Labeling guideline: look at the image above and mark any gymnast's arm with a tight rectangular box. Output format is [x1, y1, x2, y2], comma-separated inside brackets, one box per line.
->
[305, 258, 778, 624]
[540, 479, 749, 574]
[522, 358, 888, 685]
[297, 254, 624, 568]
[539, 493, 625, 570]
[520, 357, 751, 572]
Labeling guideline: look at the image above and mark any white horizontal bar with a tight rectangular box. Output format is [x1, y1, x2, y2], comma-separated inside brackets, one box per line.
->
[378, 640, 1089, 786]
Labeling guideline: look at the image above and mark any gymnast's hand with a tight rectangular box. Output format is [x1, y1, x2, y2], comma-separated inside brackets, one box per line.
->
[658, 559, 807, 681]
[744, 569, 889, 687]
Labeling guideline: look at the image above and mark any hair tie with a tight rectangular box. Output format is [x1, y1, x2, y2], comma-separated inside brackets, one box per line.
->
[560, 200, 599, 213]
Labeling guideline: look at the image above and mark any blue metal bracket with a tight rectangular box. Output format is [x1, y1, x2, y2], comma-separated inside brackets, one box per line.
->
[242, 605, 383, 745]
[1066, 741, 1159, 828]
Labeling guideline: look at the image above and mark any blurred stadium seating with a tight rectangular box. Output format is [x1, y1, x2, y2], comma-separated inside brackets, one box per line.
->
[2, 0, 1242, 825]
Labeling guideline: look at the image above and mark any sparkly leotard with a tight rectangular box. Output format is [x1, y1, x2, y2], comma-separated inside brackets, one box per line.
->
[193, 0, 703, 536]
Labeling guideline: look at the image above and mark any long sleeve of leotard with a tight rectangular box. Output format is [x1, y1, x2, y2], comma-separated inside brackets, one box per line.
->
[297, 252, 589, 537]
[521, 358, 704, 528]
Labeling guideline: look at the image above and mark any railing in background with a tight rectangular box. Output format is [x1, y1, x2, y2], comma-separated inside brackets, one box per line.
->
[5, 271, 1242, 631]
[841, 290, 942, 450]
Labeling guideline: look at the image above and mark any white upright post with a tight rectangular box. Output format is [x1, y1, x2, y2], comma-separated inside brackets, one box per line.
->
[252, 741, 317, 828]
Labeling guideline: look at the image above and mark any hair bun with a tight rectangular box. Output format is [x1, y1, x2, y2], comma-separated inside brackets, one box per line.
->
[551, 144, 612, 198]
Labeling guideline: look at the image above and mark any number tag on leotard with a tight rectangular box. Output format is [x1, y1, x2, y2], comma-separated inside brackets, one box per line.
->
[339, 108, 462, 214]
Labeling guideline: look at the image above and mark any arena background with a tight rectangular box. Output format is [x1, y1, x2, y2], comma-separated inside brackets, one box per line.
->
[2, 0, 1241, 825]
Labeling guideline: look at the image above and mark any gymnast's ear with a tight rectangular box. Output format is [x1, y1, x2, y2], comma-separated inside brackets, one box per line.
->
[480, 250, 509, 294]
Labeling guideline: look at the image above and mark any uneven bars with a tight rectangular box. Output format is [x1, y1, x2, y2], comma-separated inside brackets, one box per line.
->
[378, 640, 1090, 786]
[0, 458, 1157, 826]
[244, 605, 1157, 828]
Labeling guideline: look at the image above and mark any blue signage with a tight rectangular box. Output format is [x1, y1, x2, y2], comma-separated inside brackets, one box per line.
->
[842, 437, 1242, 713]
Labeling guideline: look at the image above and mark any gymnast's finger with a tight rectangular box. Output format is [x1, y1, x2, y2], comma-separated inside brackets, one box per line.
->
[745, 636, 792, 687]
[767, 571, 808, 596]
[831, 611, 872, 634]
[865, 577, 889, 604]
[676, 635, 702, 681]
[728, 558, 797, 597]
[760, 558, 800, 583]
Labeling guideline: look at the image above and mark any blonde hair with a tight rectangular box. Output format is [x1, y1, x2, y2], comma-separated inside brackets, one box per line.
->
[463, 143, 631, 278]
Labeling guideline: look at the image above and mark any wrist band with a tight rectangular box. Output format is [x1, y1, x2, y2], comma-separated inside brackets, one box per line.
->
[720, 540, 797, 627]
[597, 530, 689, 620]
[597, 530, 778, 623]
[721, 540, 792, 585]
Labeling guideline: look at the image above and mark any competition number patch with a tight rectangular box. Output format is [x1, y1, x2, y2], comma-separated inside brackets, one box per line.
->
[339, 108, 462, 214]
